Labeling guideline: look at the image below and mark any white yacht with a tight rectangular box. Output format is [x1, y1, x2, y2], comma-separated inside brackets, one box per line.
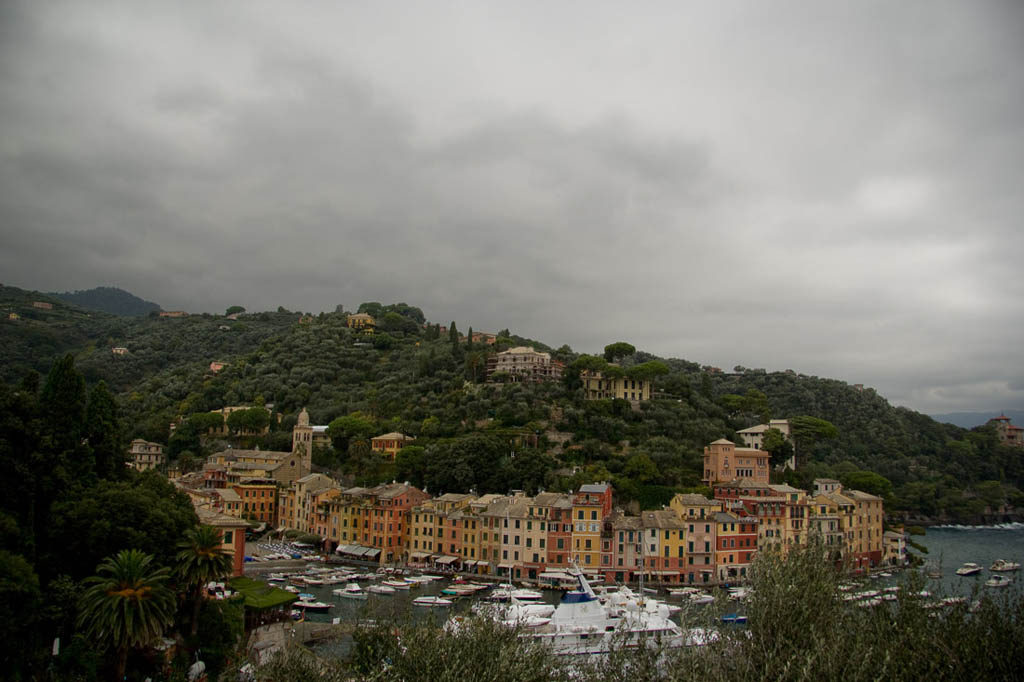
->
[525, 569, 686, 655]
[985, 574, 1012, 588]
[955, 563, 982, 576]
[990, 559, 1021, 572]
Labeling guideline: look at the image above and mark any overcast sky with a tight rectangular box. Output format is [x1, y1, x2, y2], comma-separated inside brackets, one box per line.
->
[2, 1, 1022, 416]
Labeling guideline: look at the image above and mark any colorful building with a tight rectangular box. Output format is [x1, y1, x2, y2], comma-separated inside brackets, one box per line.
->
[702, 439, 770, 486]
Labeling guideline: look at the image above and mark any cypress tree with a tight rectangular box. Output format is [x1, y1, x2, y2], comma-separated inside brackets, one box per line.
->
[86, 381, 125, 480]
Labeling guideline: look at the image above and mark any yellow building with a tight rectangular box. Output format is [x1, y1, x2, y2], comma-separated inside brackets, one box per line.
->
[571, 484, 613, 572]
[580, 369, 651, 402]
[370, 432, 415, 460]
[346, 313, 375, 333]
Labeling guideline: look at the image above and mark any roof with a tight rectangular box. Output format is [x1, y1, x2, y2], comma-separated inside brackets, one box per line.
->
[767, 484, 802, 494]
[710, 438, 734, 445]
[229, 577, 298, 610]
[673, 493, 715, 505]
[217, 489, 242, 502]
[609, 513, 643, 530]
[642, 510, 685, 529]
[373, 432, 411, 441]
[844, 489, 882, 502]
[714, 511, 742, 523]
[736, 424, 770, 434]
[814, 478, 841, 484]
[533, 492, 572, 508]
[578, 483, 611, 494]
[196, 508, 249, 529]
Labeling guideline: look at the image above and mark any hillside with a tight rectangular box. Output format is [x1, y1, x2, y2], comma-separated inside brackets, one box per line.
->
[50, 286, 162, 316]
[2, 289, 1021, 522]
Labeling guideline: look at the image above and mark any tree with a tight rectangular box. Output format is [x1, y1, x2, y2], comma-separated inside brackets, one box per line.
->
[48, 473, 198, 582]
[86, 381, 125, 480]
[603, 342, 636, 363]
[0, 551, 41, 678]
[77, 549, 176, 681]
[328, 414, 377, 453]
[840, 470, 893, 499]
[226, 407, 270, 434]
[225, 306, 245, 316]
[788, 415, 839, 462]
[40, 353, 92, 481]
[762, 427, 794, 468]
[176, 524, 234, 636]
[625, 361, 669, 382]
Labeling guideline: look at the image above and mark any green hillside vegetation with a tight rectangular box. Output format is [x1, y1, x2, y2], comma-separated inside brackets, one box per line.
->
[50, 286, 162, 316]
[2, 285, 1021, 521]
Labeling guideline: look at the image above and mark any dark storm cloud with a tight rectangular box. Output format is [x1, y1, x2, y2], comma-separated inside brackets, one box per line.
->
[1, 0, 1022, 414]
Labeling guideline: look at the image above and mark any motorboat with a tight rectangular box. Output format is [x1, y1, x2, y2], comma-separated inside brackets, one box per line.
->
[955, 563, 982, 576]
[688, 592, 715, 605]
[487, 587, 544, 603]
[381, 579, 412, 589]
[667, 587, 701, 597]
[333, 583, 367, 600]
[412, 596, 453, 607]
[727, 587, 751, 601]
[367, 584, 396, 595]
[524, 568, 685, 655]
[985, 574, 1012, 588]
[721, 613, 747, 624]
[293, 599, 332, 612]
[990, 559, 1021, 572]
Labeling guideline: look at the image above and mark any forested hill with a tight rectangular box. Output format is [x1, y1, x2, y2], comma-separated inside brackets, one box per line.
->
[1, 289, 1020, 522]
[50, 286, 162, 316]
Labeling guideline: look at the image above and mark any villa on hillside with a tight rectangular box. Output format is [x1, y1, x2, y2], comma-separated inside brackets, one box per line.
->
[701, 439, 770, 487]
[129, 439, 166, 472]
[371, 432, 415, 459]
[580, 368, 651, 403]
[486, 346, 564, 382]
[988, 414, 1024, 448]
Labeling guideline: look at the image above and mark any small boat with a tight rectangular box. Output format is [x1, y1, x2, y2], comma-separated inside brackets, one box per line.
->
[985, 575, 1012, 588]
[956, 563, 982, 576]
[721, 613, 747, 624]
[333, 583, 367, 600]
[294, 600, 332, 612]
[381, 579, 412, 589]
[990, 559, 1021, 572]
[412, 596, 453, 607]
[727, 587, 750, 601]
[367, 584, 396, 595]
[667, 587, 701, 597]
[688, 592, 715, 605]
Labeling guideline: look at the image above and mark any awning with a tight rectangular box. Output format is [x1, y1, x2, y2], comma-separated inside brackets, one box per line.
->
[435, 555, 459, 565]
[538, 571, 573, 580]
[644, 570, 680, 576]
[364, 548, 381, 558]
[463, 559, 478, 567]
[409, 551, 429, 560]
[497, 563, 514, 570]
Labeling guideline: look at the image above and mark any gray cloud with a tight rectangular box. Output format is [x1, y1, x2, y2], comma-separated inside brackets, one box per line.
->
[1, 0, 1022, 414]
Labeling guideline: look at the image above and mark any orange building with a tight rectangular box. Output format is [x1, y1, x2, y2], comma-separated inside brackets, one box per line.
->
[233, 480, 278, 525]
[702, 439, 770, 486]
[370, 432, 415, 460]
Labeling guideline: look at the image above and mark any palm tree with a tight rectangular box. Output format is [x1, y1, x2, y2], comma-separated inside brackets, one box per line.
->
[77, 549, 176, 681]
[176, 524, 234, 636]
